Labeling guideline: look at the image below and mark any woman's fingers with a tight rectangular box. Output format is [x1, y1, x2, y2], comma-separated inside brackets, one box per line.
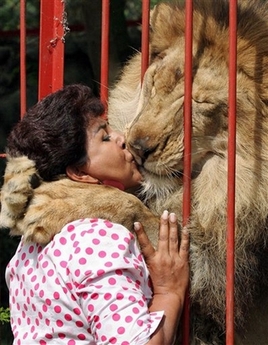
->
[157, 210, 170, 251]
[134, 221, 155, 260]
[179, 227, 190, 261]
[168, 213, 179, 253]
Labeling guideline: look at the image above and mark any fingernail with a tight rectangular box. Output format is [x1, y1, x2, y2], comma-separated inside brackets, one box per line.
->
[162, 210, 169, 220]
[169, 213, 176, 223]
[134, 222, 141, 231]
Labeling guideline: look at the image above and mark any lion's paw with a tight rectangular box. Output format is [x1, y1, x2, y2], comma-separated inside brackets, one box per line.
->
[0, 155, 41, 230]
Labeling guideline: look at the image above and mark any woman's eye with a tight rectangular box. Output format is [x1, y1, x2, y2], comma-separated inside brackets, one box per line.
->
[103, 135, 111, 142]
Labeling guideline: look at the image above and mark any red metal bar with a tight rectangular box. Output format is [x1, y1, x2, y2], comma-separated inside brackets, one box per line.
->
[226, 0, 237, 344]
[141, 0, 150, 82]
[38, 0, 65, 100]
[20, 0, 26, 118]
[182, 1, 193, 344]
[100, 0, 110, 118]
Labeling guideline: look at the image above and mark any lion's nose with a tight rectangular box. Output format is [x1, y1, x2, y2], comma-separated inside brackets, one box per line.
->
[128, 138, 157, 164]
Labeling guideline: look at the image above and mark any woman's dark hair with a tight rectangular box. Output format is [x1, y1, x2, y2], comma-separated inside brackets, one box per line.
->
[7, 84, 105, 181]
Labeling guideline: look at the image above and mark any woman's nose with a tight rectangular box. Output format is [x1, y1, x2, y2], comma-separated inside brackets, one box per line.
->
[110, 130, 126, 148]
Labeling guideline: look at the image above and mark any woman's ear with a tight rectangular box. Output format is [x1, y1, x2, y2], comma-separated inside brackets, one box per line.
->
[66, 165, 100, 184]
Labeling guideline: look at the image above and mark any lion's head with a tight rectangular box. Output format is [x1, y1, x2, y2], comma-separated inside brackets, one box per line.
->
[122, 1, 268, 202]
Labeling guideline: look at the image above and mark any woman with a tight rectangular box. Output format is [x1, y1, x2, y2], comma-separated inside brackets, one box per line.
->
[4, 84, 189, 345]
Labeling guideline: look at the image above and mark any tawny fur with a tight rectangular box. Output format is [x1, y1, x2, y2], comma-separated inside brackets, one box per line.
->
[0, 156, 159, 247]
[109, 1, 268, 344]
[2, 1, 268, 344]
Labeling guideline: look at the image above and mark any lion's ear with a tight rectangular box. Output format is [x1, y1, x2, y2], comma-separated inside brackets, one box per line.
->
[66, 165, 100, 185]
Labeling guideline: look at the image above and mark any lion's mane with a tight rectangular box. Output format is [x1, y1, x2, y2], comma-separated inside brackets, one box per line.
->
[109, 0, 268, 344]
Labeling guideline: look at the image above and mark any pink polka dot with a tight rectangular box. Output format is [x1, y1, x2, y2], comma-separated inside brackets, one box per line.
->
[85, 247, 93, 255]
[60, 261, 68, 268]
[117, 326, 125, 334]
[29, 245, 34, 253]
[132, 307, 140, 314]
[96, 322, 102, 329]
[53, 249, 61, 257]
[112, 313, 120, 321]
[98, 250, 106, 258]
[47, 269, 54, 277]
[111, 252, 119, 258]
[67, 340, 76, 345]
[118, 244, 126, 250]
[74, 247, 81, 254]
[78, 334, 86, 340]
[56, 319, 63, 327]
[67, 224, 75, 231]
[104, 261, 113, 267]
[59, 333, 66, 339]
[109, 337, 117, 344]
[45, 299, 52, 306]
[53, 292, 60, 300]
[91, 293, 99, 300]
[59, 237, 67, 245]
[97, 269, 105, 277]
[54, 305, 62, 313]
[31, 275, 37, 282]
[42, 261, 48, 268]
[125, 315, 133, 323]
[129, 295, 136, 302]
[99, 229, 107, 236]
[92, 238, 100, 245]
[74, 269, 81, 277]
[137, 319, 144, 326]
[110, 304, 118, 312]
[88, 304, 94, 312]
[111, 233, 119, 240]
[124, 237, 131, 244]
[45, 319, 50, 326]
[64, 313, 72, 321]
[27, 268, 33, 275]
[116, 293, 124, 300]
[104, 220, 113, 228]
[79, 258, 87, 265]
[73, 308, 81, 315]
[108, 277, 116, 285]
[76, 320, 84, 328]
[104, 293, 112, 300]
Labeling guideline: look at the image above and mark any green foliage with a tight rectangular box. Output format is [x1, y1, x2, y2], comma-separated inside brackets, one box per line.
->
[0, 0, 39, 31]
[0, 307, 10, 324]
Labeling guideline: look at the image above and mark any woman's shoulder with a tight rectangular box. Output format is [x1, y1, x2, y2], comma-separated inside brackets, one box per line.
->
[49, 218, 137, 254]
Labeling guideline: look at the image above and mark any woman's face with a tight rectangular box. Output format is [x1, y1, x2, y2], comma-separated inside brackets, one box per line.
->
[80, 118, 143, 189]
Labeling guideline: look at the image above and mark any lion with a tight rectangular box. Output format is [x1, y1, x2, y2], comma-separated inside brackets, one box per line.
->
[110, 1, 268, 343]
[2, 0, 268, 344]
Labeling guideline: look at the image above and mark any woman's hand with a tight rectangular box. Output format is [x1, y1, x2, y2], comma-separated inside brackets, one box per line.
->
[134, 210, 190, 345]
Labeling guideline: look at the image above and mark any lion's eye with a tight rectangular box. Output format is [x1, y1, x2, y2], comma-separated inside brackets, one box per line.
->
[150, 50, 166, 62]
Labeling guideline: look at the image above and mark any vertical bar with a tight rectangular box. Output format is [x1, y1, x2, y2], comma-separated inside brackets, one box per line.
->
[38, 0, 65, 100]
[20, 0, 26, 118]
[141, 0, 150, 82]
[100, 0, 110, 118]
[182, 1, 193, 344]
[226, 0, 237, 344]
